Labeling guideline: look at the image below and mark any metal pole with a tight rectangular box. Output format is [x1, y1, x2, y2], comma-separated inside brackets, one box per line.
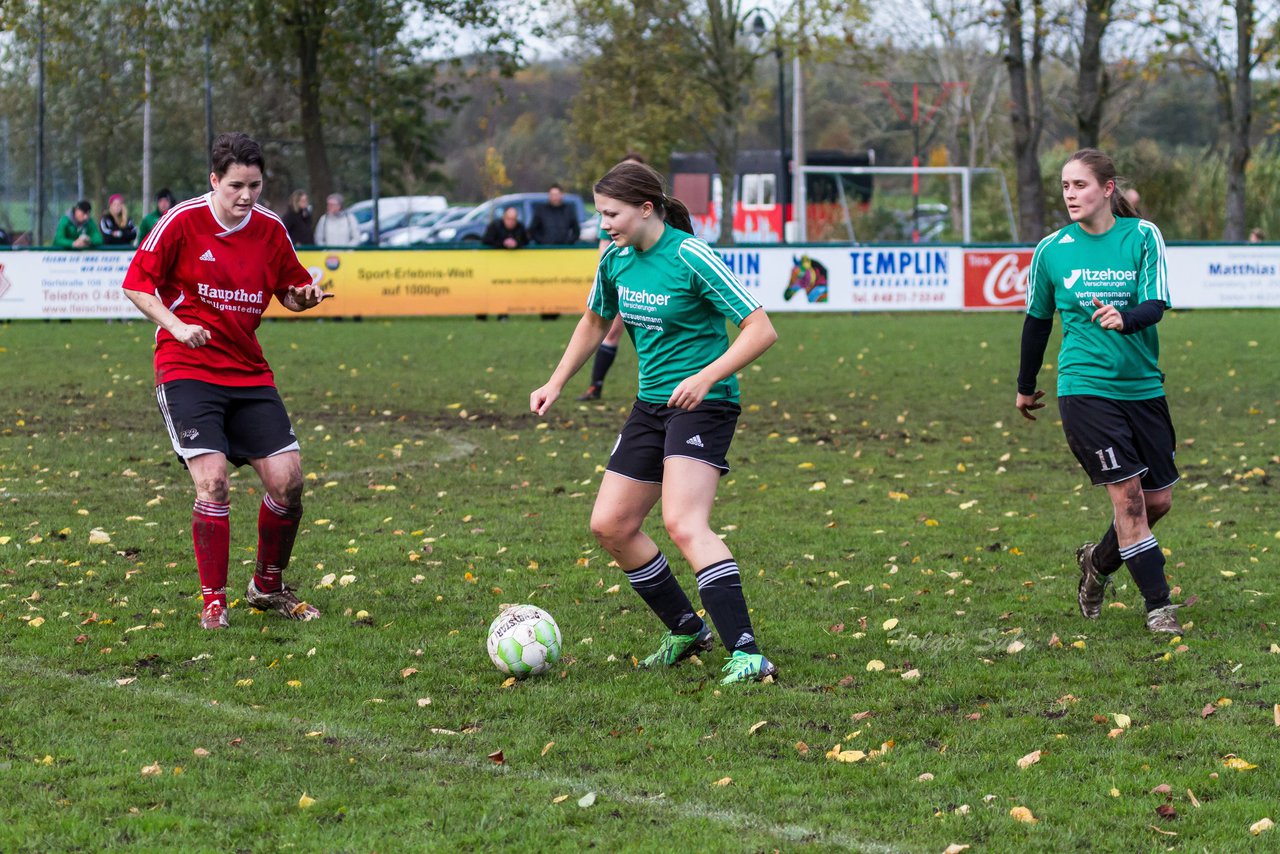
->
[912, 84, 920, 243]
[962, 168, 972, 243]
[776, 44, 787, 243]
[369, 42, 380, 245]
[35, 0, 46, 245]
[793, 55, 804, 242]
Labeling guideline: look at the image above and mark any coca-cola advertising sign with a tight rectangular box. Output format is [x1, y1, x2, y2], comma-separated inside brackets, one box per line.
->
[964, 250, 1032, 309]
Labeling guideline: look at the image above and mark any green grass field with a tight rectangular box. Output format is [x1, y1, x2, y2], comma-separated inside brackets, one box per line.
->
[1, 311, 1276, 852]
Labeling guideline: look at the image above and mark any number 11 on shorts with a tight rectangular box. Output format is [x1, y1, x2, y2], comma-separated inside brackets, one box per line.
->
[1096, 447, 1120, 471]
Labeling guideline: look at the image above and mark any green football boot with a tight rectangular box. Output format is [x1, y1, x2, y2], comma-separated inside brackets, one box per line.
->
[640, 623, 714, 668]
[719, 650, 778, 685]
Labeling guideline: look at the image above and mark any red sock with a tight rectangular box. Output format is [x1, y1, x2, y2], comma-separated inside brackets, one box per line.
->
[254, 494, 301, 593]
[193, 500, 230, 609]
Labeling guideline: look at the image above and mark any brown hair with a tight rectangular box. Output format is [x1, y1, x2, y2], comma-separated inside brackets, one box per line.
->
[593, 162, 692, 235]
[1065, 148, 1139, 218]
[210, 132, 265, 178]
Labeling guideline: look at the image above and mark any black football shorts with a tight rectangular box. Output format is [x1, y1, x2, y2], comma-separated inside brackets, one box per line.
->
[1059, 394, 1179, 490]
[156, 379, 299, 467]
[605, 399, 741, 483]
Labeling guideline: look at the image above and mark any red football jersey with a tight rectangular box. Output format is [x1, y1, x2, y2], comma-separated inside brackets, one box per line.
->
[122, 194, 312, 387]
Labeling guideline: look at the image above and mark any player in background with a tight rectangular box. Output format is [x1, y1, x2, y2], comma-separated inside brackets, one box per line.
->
[1016, 148, 1183, 634]
[531, 162, 780, 684]
[122, 132, 332, 630]
[576, 153, 646, 401]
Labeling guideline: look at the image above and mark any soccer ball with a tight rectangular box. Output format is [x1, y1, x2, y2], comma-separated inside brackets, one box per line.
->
[486, 605, 562, 678]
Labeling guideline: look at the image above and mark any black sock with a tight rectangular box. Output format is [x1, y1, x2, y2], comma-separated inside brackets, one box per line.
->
[625, 553, 701, 634]
[696, 559, 760, 655]
[590, 344, 618, 386]
[1120, 536, 1171, 611]
[1095, 523, 1123, 574]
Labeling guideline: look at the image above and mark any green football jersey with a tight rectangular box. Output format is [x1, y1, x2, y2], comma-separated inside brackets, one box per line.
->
[1026, 217, 1170, 400]
[588, 223, 761, 405]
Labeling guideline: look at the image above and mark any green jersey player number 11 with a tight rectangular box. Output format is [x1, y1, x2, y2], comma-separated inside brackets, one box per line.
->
[1016, 147, 1184, 636]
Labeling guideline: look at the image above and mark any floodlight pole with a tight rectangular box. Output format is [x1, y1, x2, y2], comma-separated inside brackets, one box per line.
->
[35, 0, 46, 245]
[865, 81, 966, 242]
[745, 7, 788, 243]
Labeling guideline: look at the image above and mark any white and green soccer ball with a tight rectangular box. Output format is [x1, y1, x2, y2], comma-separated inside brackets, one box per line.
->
[486, 605, 562, 678]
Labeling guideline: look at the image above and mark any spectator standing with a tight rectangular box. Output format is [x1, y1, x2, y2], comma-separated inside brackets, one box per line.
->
[100, 193, 138, 246]
[52, 200, 103, 249]
[482, 206, 529, 249]
[282, 190, 313, 247]
[312, 194, 360, 247]
[138, 188, 176, 244]
[528, 184, 580, 245]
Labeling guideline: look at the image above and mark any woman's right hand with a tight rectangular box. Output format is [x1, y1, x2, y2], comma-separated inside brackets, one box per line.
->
[530, 383, 561, 416]
[169, 322, 211, 348]
[1015, 390, 1045, 421]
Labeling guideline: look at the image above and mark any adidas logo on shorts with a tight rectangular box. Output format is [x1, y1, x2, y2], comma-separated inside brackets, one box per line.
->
[686, 434, 705, 448]
[199, 249, 216, 262]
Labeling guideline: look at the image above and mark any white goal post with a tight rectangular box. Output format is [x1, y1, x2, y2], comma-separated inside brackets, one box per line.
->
[794, 165, 1018, 244]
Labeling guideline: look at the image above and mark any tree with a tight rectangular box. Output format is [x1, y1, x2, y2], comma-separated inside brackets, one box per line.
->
[1002, 0, 1047, 241]
[1075, 0, 1112, 149]
[562, 0, 713, 183]
[236, 0, 531, 206]
[1160, 0, 1280, 240]
[563, 0, 862, 245]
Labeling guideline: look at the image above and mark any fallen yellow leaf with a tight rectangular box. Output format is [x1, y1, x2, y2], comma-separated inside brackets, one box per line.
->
[1250, 818, 1274, 836]
[866, 659, 886, 672]
[711, 776, 732, 786]
[882, 618, 899, 631]
[748, 720, 768, 735]
[298, 793, 316, 809]
[140, 763, 163, 777]
[1223, 756, 1257, 771]
[1113, 713, 1132, 729]
[1009, 806, 1038, 824]
[1017, 750, 1042, 769]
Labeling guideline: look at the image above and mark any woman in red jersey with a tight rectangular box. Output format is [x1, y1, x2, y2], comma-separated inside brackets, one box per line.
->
[123, 132, 332, 630]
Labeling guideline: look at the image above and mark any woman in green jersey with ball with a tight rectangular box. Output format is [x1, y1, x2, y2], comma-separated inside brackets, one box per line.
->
[1016, 148, 1183, 634]
[531, 161, 779, 684]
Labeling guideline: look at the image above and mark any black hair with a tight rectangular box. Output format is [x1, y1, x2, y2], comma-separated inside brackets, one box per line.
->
[156, 187, 175, 204]
[75, 200, 92, 213]
[593, 162, 693, 235]
[210, 132, 266, 178]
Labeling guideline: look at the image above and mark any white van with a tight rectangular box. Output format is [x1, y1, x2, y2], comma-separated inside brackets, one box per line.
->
[349, 196, 447, 245]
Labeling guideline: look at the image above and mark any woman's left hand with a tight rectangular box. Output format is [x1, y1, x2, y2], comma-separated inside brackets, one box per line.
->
[668, 373, 713, 410]
[1090, 297, 1123, 331]
[287, 284, 334, 310]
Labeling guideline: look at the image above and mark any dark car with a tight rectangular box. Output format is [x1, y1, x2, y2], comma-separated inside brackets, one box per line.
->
[426, 192, 590, 245]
